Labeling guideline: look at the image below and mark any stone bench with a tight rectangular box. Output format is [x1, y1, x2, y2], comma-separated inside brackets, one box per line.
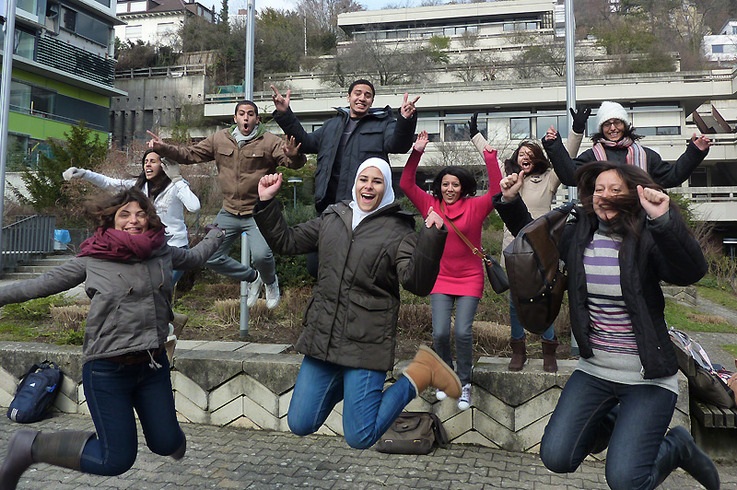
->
[0, 341, 690, 455]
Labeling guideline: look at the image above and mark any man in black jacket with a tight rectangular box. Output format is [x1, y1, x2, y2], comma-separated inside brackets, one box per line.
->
[271, 80, 419, 213]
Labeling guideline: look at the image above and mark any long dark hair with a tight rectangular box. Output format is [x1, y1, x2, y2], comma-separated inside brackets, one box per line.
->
[504, 141, 550, 176]
[575, 161, 678, 237]
[85, 187, 163, 231]
[591, 125, 643, 144]
[430, 166, 477, 201]
[134, 149, 171, 201]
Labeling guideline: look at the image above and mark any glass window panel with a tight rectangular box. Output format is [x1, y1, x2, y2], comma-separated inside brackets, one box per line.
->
[712, 44, 724, 53]
[9, 81, 32, 110]
[130, 1, 147, 12]
[510, 118, 531, 139]
[656, 126, 679, 136]
[116, 3, 128, 13]
[125, 25, 142, 40]
[444, 122, 469, 142]
[31, 86, 55, 114]
[536, 116, 557, 138]
[17, 0, 38, 15]
[62, 7, 76, 31]
[76, 11, 110, 46]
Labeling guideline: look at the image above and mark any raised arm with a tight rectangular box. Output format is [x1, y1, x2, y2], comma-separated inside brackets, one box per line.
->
[147, 130, 217, 165]
[647, 134, 710, 188]
[400, 132, 435, 215]
[384, 98, 419, 154]
[77, 169, 135, 191]
[272, 134, 306, 170]
[542, 132, 590, 187]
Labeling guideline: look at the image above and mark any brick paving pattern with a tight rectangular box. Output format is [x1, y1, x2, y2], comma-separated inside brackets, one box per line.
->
[1, 414, 735, 489]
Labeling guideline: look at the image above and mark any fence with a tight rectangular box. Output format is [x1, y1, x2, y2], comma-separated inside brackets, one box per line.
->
[0, 215, 56, 276]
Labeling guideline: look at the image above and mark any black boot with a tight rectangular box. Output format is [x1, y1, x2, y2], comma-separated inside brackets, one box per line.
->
[171, 432, 186, 461]
[655, 426, 719, 490]
[0, 430, 38, 489]
[31, 431, 95, 471]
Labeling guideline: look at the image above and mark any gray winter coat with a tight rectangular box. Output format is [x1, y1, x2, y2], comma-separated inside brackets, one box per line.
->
[0, 229, 224, 362]
[254, 199, 446, 372]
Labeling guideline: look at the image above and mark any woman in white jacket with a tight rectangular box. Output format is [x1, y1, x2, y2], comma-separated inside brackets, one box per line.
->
[64, 149, 200, 283]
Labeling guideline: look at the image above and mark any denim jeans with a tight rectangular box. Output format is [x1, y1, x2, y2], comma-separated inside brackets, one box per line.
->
[171, 244, 189, 285]
[509, 293, 555, 340]
[431, 294, 479, 385]
[287, 356, 416, 449]
[79, 352, 185, 476]
[540, 370, 677, 490]
[206, 209, 275, 284]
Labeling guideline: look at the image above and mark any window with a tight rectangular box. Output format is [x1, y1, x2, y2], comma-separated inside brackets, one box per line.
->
[510, 118, 531, 139]
[157, 22, 175, 37]
[536, 115, 568, 139]
[444, 122, 469, 142]
[62, 7, 76, 31]
[61, 7, 111, 46]
[9, 80, 55, 115]
[655, 126, 679, 136]
[732, 26, 737, 35]
[116, 3, 128, 13]
[0, 28, 36, 59]
[130, 1, 147, 12]
[712, 44, 725, 54]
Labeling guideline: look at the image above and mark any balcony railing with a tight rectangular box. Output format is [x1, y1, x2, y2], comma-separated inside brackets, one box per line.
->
[1, 215, 56, 276]
[114, 64, 207, 79]
[669, 186, 737, 202]
[36, 36, 115, 87]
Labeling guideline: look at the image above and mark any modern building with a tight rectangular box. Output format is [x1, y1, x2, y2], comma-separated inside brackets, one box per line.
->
[1, 0, 125, 168]
[114, 0, 215, 47]
[702, 20, 737, 63]
[199, 1, 737, 250]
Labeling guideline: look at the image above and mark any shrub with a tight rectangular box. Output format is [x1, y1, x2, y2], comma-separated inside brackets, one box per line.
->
[1, 295, 73, 321]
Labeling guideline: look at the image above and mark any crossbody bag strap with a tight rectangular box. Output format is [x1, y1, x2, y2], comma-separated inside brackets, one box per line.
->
[439, 201, 489, 264]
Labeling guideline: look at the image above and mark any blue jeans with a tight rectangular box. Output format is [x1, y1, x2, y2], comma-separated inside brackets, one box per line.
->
[431, 294, 479, 385]
[207, 209, 275, 283]
[510, 294, 555, 340]
[287, 356, 416, 449]
[79, 352, 184, 476]
[540, 370, 677, 490]
[171, 245, 189, 285]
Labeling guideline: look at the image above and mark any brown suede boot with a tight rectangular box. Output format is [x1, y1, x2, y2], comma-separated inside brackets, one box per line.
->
[541, 338, 559, 373]
[508, 338, 526, 371]
[404, 345, 462, 398]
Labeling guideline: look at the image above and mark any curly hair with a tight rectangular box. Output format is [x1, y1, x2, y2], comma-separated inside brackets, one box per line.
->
[504, 141, 550, 176]
[430, 166, 477, 201]
[85, 187, 163, 231]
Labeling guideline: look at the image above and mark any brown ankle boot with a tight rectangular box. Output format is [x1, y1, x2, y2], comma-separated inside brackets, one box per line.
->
[508, 338, 526, 371]
[404, 345, 462, 398]
[541, 338, 559, 373]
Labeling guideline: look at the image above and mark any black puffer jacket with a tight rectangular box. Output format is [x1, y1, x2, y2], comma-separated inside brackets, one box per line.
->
[543, 134, 708, 188]
[254, 199, 446, 372]
[273, 106, 417, 212]
[492, 193, 707, 379]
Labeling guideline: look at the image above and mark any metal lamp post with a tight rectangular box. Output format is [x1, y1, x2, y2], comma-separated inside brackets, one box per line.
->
[287, 177, 302, 209]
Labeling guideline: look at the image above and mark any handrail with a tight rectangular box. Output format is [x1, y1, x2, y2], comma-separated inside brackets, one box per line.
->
[114, 64, 208, 79]
[1, 215, 56, 276]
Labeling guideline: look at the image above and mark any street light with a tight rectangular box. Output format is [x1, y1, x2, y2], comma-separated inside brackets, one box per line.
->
[287, 177, 302, 209]
[424, 178, 433, 193]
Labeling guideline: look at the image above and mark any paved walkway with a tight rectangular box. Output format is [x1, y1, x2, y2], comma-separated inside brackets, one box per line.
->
[1, 413, 735, 489]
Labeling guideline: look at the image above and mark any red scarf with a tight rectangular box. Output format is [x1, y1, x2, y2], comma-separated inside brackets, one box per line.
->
[78, 227, 166, 261]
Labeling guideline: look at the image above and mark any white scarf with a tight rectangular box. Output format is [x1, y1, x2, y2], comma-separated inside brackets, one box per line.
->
[349, 158, 395, 230]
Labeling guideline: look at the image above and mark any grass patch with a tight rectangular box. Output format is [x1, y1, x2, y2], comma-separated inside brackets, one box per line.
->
[664, 299, 737, 333]
[696, 284, 737, 311]
[722, 345, 737, 359]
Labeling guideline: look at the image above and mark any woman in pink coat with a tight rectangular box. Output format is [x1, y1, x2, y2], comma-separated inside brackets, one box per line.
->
[400, 130, 502, 410]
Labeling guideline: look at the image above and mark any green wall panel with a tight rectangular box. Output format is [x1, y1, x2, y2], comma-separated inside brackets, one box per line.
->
[9, 112, 108, 142]
[12, 69, 110, 108]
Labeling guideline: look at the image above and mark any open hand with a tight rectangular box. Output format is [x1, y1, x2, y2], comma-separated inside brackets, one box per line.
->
[570, 106, 591, 134]
[400, 93, 420, 119]
[414, 131, 429, 152]
[282, 135, 302, 157]
[258, 173, 283, 201]
[637, 185, 669, 219]
[692, 133, 712, 151]
[271, 85, 291, 113]
[425, 206, 444, 229]
[469, 113, 479, 137]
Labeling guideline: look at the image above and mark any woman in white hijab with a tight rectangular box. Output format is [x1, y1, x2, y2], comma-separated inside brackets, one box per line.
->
[253, 158, 460, 449]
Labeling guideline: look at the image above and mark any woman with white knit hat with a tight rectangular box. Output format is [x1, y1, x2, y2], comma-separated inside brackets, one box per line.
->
[541, 100, 712, 188]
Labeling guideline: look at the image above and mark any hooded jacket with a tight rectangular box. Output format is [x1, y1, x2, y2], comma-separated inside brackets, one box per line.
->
[273, 106, 417, 212]
[254, 199, 446, 372]
[492, 193, 707, 379]
[154, 124, 306, 215]
[0, 229, 224, 362]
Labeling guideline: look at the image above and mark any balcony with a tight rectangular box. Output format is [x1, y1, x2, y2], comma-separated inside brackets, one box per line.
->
[36, 35, 115, 87]
[669, 187, 737, 222]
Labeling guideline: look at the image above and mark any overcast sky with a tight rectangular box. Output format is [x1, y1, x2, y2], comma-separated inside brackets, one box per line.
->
[229, 0, 414, 15]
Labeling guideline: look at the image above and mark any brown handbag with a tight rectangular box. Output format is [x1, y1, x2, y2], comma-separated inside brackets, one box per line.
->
[439, 202, 509, 294]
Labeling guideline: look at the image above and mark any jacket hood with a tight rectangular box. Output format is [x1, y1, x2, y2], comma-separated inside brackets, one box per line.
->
[334, 105, 393, 119]
[228, 122, 267, 139]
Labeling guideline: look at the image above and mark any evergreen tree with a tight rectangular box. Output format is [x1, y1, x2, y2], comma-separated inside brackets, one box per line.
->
[13, 122, 107, 211]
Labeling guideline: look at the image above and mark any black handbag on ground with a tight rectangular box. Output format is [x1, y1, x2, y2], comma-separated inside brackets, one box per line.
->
[375, 412, 449, 455]
[7, 361, 62, 423]
[440, 202, 509, 294]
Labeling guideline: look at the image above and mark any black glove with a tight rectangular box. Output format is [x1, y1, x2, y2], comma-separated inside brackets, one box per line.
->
[204, 223, 224, 235]
[468, 113, 479, 138]
[570, 107, 591, 134]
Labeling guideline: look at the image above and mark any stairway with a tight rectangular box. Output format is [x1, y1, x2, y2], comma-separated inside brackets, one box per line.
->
[1, 253, 76, 281]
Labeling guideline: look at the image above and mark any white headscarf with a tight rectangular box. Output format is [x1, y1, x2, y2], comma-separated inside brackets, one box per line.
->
[349, 157, 395, 230]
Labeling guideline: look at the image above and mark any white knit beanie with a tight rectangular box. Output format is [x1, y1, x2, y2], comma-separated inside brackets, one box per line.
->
[596, 101, 630, 132]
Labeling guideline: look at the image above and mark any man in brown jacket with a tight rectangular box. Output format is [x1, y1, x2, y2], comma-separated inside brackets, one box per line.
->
[147, 100, 305, 309]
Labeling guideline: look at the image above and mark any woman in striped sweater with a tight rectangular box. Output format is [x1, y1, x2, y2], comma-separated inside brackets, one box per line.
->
[492, 161, 718, 490]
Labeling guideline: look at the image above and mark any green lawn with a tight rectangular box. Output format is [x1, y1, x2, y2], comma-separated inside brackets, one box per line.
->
[696, 284, 737, 311]
[664, 299, 737, 334]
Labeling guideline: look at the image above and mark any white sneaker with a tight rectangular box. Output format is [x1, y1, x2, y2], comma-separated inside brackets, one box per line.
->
[265, 275, 280, 310]
[246, 272, 263, 308]
[458, 384, 472, 411]
[435, 390, 447, 401]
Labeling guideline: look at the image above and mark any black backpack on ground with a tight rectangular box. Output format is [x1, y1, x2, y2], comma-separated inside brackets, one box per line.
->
[375, 412, 449, 455]
[503, 202, 576, 335]
[7, 361, 62, 423]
